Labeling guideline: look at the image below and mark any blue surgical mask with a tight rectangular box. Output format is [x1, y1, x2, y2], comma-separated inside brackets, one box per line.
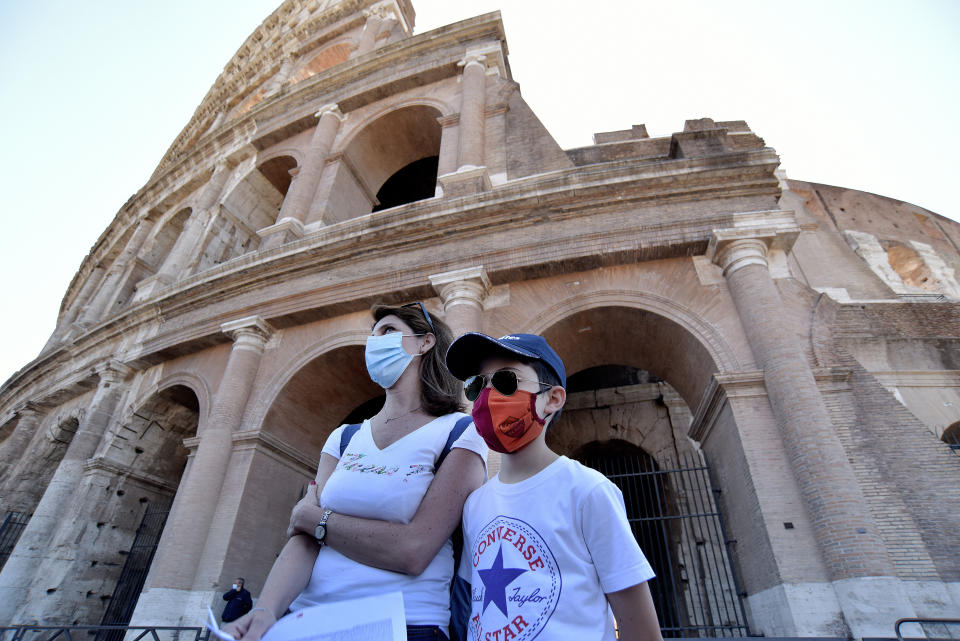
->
[365, 333, 418, 388]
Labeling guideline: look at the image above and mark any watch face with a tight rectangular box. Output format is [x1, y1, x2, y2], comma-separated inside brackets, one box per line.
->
[314, 524, 327, 541]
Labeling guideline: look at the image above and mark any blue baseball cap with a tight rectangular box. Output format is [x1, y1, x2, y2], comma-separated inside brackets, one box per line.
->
[445, 332, 566, 387]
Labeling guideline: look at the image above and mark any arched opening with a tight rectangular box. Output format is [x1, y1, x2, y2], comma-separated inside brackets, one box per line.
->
[262, 345, 382, 455]
[195, 156, 296, 272]
[943, 421, 960, 455]
[96, 385, 200, 629]
[290, 42, 352, 85]
[0, 415, 75, 515]
[540, 306, 719, 412]
[323, 105, 442, 224]
[538, 306, 750, 635]
[139, 209, 192, 273]
[372, 156, 439, 212]
[884, 240, 936, 291]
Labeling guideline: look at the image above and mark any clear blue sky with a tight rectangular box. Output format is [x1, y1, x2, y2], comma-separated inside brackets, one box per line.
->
[1, 0, 958, 385]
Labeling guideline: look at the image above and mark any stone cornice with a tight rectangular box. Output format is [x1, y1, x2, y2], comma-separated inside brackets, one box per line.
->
[3, 148, 781, 396]
[60, 12, 508, 316]
[83, 456, 180, 494]
[231, 429, 317, 477]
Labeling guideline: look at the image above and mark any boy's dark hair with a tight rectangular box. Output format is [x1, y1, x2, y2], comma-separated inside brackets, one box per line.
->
[372, 304, 464, 416]
[527, 358, 564, 427]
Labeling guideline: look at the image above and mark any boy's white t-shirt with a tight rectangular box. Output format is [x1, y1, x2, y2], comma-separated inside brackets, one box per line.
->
[290, 412, 487, 628]
[459, 456, 655, 641]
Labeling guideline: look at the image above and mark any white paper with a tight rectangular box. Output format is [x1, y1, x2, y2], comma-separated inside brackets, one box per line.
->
[206, 592, 406, 641]
[206, 607, 237, 641]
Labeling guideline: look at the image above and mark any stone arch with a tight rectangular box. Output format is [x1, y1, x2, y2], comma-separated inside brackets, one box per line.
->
[100, 385, 200, 480]
[139, 208, 193, 272]
[0, 410, 79, 514]
[322, 103, 445, 223]
[255, 329, 377, 459]
[525, 291, 741, 407]
[943, 420, 960, 453]
[289, 40, 353, 85]
[883, 240, 937, 291]
[195, 157, 295, 270]
[154, 373, 212, 425]
[0, 415, 17, 446]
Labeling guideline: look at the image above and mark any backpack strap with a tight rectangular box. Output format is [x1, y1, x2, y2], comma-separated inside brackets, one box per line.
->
[437, 415, 473, 470]
[339, 423, 362, 457]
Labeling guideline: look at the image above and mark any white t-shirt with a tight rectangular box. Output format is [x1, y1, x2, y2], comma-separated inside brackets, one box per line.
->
[290, 412, 487, 629]
[459, 456, 655, 641]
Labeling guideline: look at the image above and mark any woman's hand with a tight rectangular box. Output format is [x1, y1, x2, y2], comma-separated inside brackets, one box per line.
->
[223, 608, 277, 641]
[286, 481, 324, 538]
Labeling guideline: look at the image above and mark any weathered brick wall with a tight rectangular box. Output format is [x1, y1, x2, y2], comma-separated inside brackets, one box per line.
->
[815, 300, 960, 581]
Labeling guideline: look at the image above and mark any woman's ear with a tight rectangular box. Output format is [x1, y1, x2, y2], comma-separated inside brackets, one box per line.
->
[419, 331, 437, 354]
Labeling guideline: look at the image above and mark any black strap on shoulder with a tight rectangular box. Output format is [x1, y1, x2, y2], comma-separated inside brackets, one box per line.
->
[339, 423, 362, 456]
[339, 416, 472, 464]
[437, 415, 473, 470]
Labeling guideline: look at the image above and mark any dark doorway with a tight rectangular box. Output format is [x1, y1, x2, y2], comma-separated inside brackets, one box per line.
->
[574, 441, 750, 637]
[97, 501, 172, 641]
[372, 156, 439, 212]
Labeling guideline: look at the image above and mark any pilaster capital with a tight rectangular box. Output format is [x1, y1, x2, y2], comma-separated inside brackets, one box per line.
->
[437, 114, 460, 128]
[709, 236, 770, 276]
[457, 53, 487, 72]
[706, 212, 801, 277]
[429, 266, 491, 311]
[221, 316, 275, 352]
[14, 401, 44, 419]
[315, 103, 346, 122]
[95, 360, 135, 385]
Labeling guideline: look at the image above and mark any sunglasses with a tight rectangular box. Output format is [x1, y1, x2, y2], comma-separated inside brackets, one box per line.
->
[464, 369, 553, 402]
[401, 302, 436, 335]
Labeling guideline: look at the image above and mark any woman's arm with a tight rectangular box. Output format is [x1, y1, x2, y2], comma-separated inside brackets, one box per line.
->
[224, 455, 338, 641]
[606, 581, 663, 641]
[290, 447, 486, 575]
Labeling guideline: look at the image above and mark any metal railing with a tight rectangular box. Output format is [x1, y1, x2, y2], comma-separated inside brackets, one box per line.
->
[0, 626, 209, 641]
[0, 512, 31, 572]
[579, 450, 751, 637]
[895, 617, 960, 641]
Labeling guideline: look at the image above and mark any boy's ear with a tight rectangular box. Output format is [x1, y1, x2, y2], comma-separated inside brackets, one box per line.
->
[543, 385, 566, 415]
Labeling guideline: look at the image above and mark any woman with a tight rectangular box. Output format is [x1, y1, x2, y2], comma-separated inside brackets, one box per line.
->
[225, 304, 487, 641]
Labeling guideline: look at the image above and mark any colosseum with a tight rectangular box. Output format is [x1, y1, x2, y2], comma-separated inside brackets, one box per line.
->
[0, 0, 957, 638]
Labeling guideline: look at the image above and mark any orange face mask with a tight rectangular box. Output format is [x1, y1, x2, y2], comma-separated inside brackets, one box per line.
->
[471, 387, 546, 453]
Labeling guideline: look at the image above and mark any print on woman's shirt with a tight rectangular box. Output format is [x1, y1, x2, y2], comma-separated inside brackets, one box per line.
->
[469, 515, 561, 641]
[339, 453, 433, 478]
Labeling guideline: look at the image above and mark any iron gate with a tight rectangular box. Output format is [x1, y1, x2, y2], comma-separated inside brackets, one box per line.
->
[578, 448, 751, 637]
[0, 512, 31, 573]
[97, 501, 171, 641]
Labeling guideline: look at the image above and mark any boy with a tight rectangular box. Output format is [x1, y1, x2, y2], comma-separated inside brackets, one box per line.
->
[446, 332, 663, 641]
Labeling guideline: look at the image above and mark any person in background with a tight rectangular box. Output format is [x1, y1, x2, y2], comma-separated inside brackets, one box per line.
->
[445, 332, 664, 641]
[221, 577, 252, 623]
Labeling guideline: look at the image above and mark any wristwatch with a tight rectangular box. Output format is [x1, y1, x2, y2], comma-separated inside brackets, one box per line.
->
[314, 509, 333, 546]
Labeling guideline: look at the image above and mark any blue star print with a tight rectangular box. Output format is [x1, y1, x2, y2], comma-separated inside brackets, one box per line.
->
[478, 544, 527, 617]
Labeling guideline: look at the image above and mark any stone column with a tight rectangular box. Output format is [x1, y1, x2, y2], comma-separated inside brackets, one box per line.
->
[429, 267, 499, 476]
[0, 403, 44, 480]
[354, 9, 384, 56]
[709, 229, 894, 584]
[139, 317, 273, 619]
[0, 361, 132, 622]
[457, 53, 487, 169]
[259, 105, 346, 249]
[156, 165, 231, 282]
[438, 53, 491, 197]
[429, 266, 491, 338]
[77, 220, 155, 327]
